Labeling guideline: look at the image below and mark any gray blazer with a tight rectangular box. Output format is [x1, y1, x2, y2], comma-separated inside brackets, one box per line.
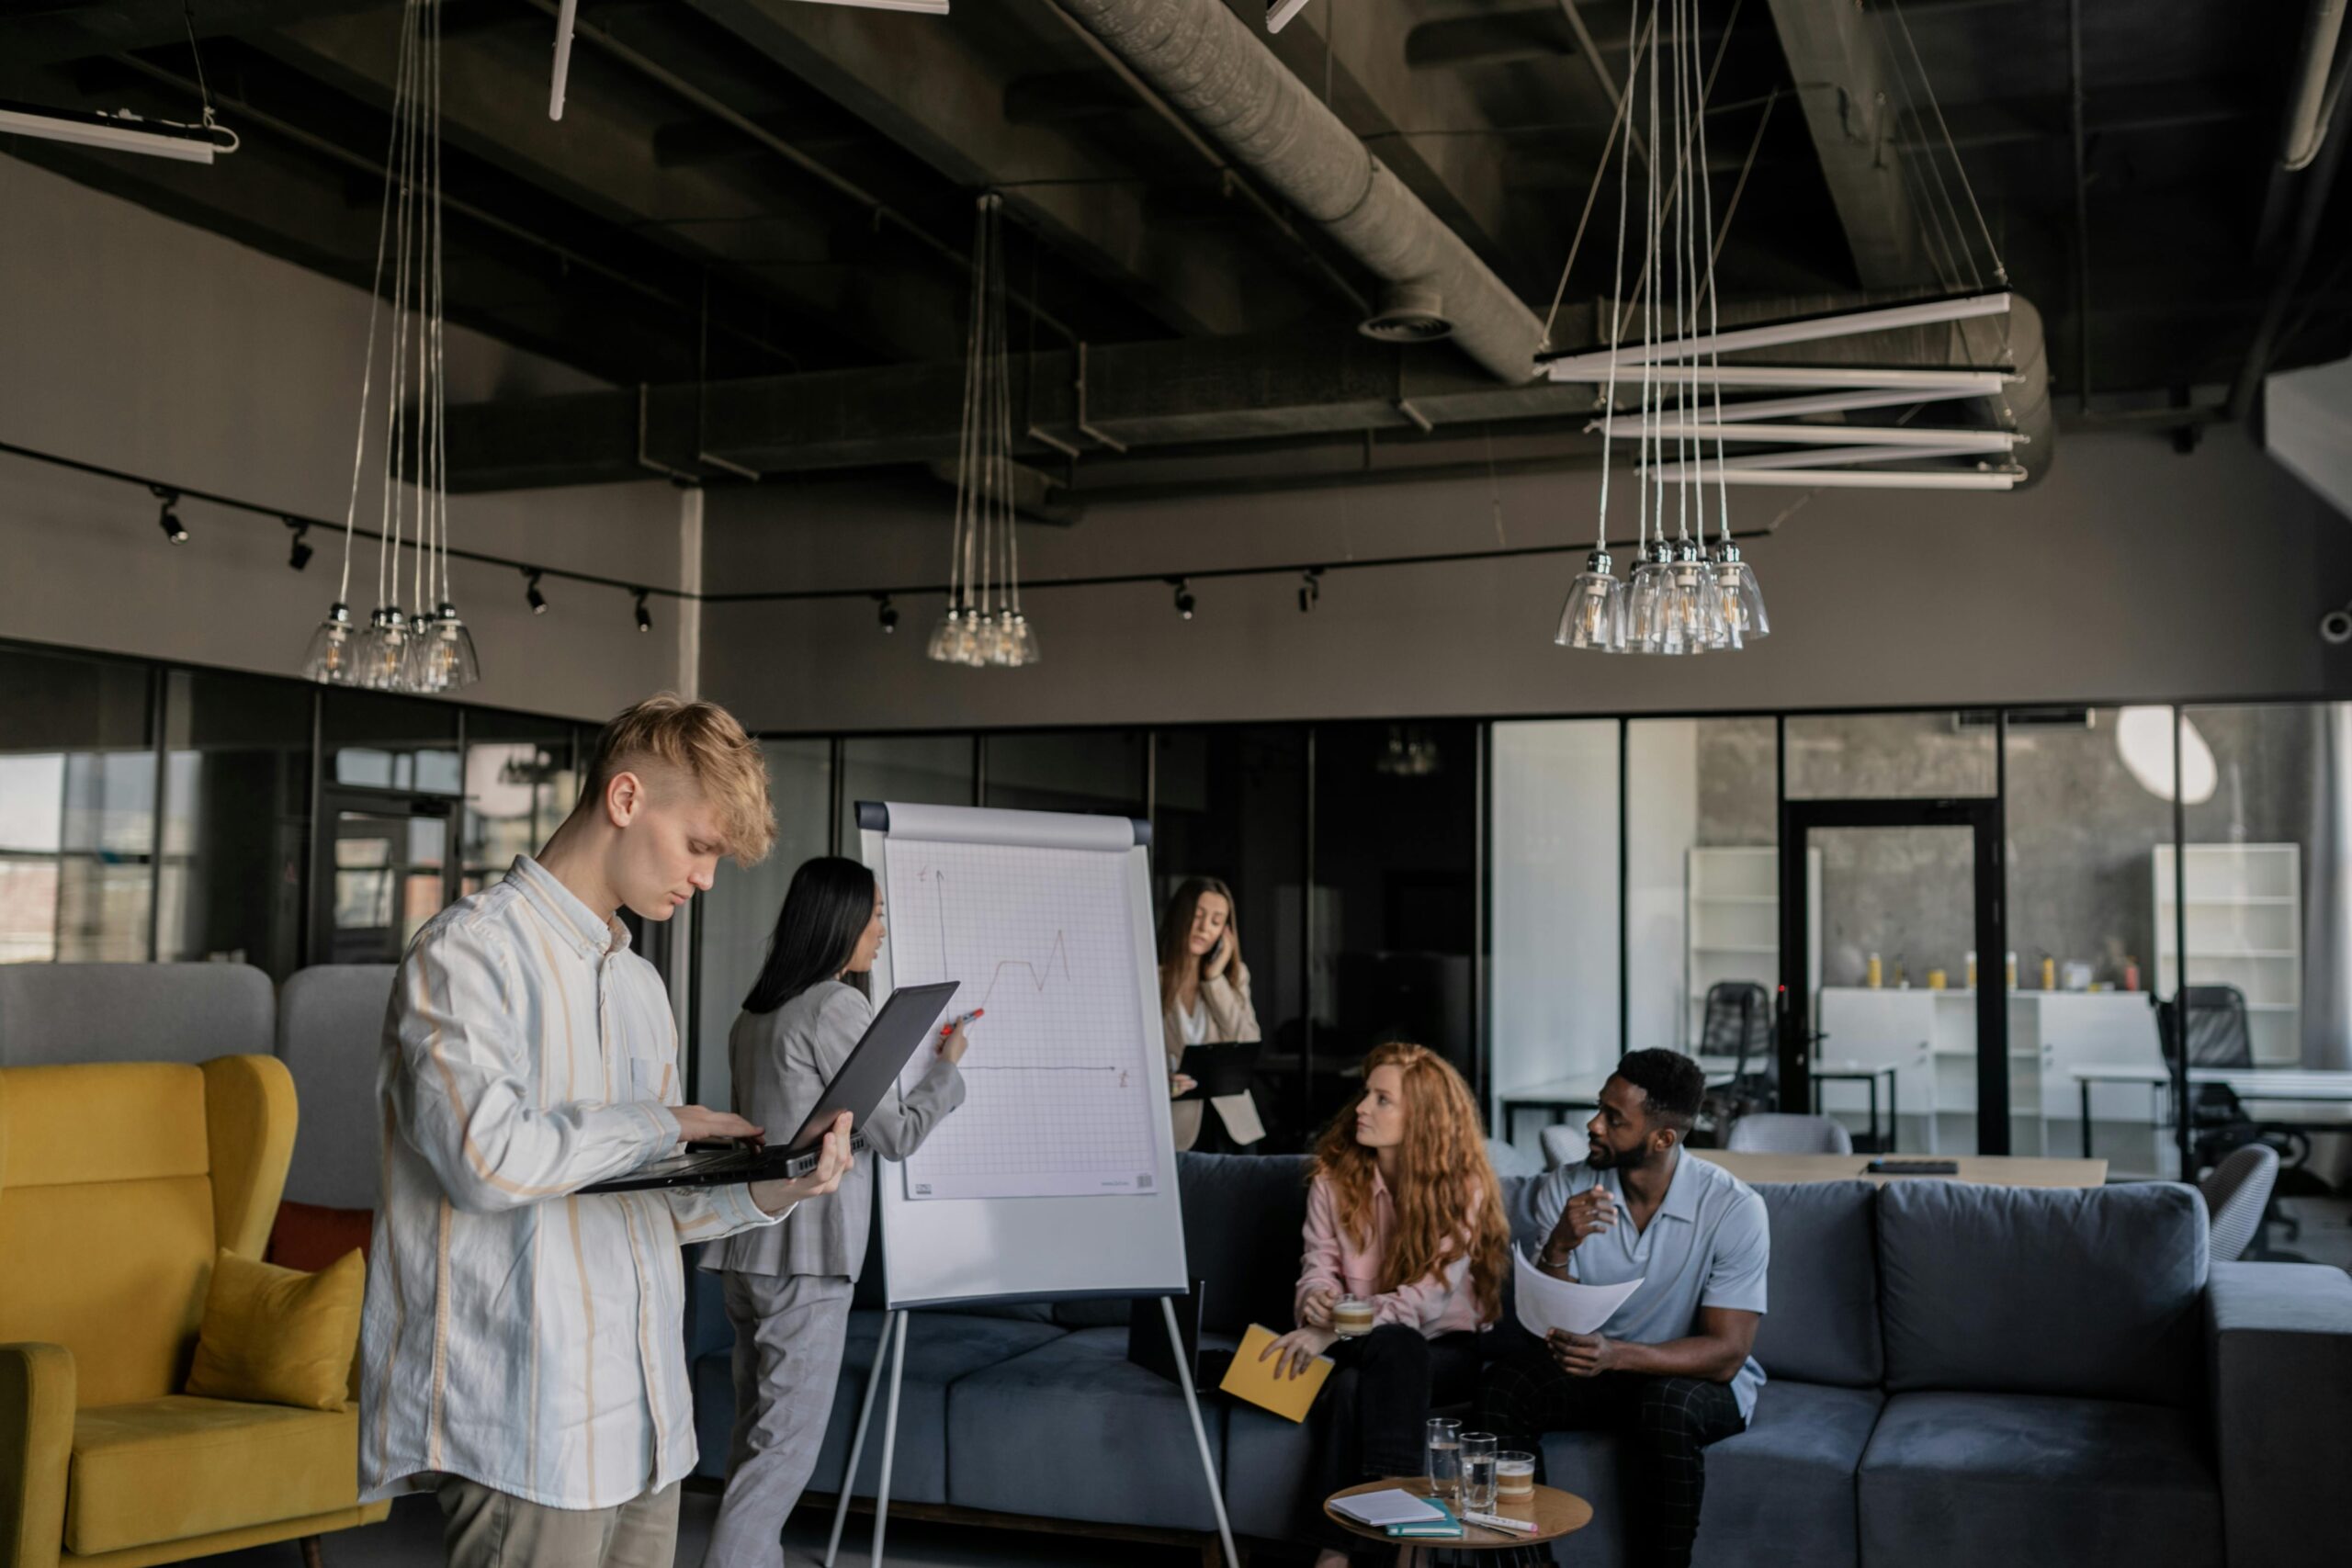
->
[701, 979, 965, 1281]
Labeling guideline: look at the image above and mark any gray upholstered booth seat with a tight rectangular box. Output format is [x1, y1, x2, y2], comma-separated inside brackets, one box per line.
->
[275, 963, 397, 1209]
[0, 960, 271, 1065]
[690, 1308, 1067, 1506]
[1541, 1380, 1883, 1568]
[944, 1326, 1230, 1529]
[1858, 1392, 2221, 1564]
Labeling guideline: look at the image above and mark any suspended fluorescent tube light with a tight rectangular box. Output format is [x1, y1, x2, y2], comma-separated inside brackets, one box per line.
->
[1540, 292, 2012, 377]
[1670, 468, 2022, 491]
[1652, 442, 2011, 476]
[1600, 422, 2020, 451]
[1546, 363, 2011, 392]
[0, 99, 227, 163]
[1700, 387, 1993, 422]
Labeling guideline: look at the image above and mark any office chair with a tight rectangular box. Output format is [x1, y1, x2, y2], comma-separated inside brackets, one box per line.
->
[2160, 986, 2315, 1242]
[2198, 1143, 2279, 1264]
[1695, 981, 1776, 1138]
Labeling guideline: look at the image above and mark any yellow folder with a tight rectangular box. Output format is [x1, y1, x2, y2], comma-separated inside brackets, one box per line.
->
[1218, 1323, 1335, 1422]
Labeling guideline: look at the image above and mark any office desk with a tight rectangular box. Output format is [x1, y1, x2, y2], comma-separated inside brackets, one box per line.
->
[2066, 1066, 2352, 1157]
[1693, 1149, 2108, 1188]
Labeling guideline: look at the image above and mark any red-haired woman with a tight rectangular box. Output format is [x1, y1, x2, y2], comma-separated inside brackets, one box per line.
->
[1261, 1043, 1510, 1567]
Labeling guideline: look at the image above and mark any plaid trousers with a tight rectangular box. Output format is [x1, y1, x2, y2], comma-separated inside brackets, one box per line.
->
[1476, 1353, 1745, 1568]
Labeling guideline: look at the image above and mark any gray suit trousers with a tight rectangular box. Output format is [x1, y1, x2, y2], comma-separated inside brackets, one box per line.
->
[701, 1270, 856, 1568]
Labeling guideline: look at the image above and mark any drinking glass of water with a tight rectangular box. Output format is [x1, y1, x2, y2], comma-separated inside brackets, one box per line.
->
[1425, 1418, 1462, 1503]
[1461, 1431, 1499, 1515]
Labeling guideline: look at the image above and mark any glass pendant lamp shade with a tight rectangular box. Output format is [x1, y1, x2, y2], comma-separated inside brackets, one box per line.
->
[1710, 542, 1770, 643]
[927, 607, 962, 663]
[1627, 545, 1687, 654]
[355, 606, 413, 690]
[410, 604, 481, 692]
[303, 602, 356, 684]
[1672, 538, 1727, 651]
[1555, 549, 1627, 651]
[1007, 613, 1040, 666]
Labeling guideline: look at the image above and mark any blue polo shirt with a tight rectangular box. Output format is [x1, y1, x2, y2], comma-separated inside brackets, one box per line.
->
[1525, 1150, 1770, 1420]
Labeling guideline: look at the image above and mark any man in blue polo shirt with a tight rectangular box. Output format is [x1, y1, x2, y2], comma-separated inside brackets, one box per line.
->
[1477, 1049, 1768, 1568]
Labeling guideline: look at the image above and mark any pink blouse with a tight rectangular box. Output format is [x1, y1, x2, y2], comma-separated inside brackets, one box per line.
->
[1294, 1168, 1492, 1337]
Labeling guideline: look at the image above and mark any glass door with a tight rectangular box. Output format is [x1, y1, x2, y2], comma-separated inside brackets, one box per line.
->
[317, 789, 454, 964]
[1781, 799, 2010, 1154]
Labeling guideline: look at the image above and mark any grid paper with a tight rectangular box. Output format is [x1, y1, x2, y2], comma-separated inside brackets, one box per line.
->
[886, 837, 1159, 1201]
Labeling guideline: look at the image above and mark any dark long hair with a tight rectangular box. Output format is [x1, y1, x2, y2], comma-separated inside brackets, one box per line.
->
[742, 856, 876, 1015]
[1157, 875, 1238, 1017]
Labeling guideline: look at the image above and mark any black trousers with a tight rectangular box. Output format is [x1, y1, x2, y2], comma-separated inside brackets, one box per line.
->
[1476, 1352, 1745, 1568]
[1302, 1325, 1483, 1551]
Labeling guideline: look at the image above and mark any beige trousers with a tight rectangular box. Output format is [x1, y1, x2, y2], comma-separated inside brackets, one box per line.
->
[434, 1475, 682, 1568]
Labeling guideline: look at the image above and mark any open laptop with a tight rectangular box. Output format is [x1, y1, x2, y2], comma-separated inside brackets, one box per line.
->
[582, 980, 959, 1193]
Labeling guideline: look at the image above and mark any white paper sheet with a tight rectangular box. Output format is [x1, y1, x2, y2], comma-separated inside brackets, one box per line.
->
[1513, 1247, 1644, 1337]
[1329, 1488, 1444, 1528]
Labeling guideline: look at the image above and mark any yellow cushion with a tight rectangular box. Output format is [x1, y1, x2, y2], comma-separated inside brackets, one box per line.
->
[66, 1396, 359, 1556]
[185, 1248, 364, 1413]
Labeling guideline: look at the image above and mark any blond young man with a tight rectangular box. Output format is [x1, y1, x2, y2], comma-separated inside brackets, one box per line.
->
[360, 695, 854, 1568]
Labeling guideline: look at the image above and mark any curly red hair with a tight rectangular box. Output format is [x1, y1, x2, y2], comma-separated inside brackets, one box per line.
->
[1307, 1042, 1510, 1324]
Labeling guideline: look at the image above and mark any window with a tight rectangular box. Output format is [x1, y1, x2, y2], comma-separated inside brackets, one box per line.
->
[460, 713, 575, 896]
[0, 648, 155, 964]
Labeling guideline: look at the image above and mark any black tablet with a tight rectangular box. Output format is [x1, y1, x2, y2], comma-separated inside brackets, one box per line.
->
[1171, 1040, 1261, 1100]
[582, 980, 960, 1193]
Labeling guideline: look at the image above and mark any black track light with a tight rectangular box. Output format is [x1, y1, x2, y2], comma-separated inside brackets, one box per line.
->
[287, 522, 313, 572]
[153, 489, 187, 546]
[524, 569, 548, 615]
[1298, 567, 1322, 614]
[876, 594, 899, 634]
[1171, 578, 1195, 620]
[634, 589, 652, 634]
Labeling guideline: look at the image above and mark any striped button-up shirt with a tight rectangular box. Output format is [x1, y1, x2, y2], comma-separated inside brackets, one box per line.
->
[360, 854, 782, 1510]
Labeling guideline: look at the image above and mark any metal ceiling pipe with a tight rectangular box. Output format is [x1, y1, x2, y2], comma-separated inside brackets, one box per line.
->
[1049, 0, 1544, 384]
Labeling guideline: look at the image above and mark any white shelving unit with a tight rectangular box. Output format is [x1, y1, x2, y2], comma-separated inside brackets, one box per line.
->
[1686, 847, 1821, 1046]
[2153, 843, 2301, 1065]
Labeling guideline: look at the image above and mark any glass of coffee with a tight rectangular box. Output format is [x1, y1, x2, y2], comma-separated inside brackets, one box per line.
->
[1497, 1451, 1536, 1505]
[1425, 1418, 1462, 1502]
[1461, 1431, 1499, 1514]
[1331, 1297, 1374, 1337]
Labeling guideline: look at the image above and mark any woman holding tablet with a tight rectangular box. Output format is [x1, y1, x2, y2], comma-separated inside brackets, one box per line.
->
[699, 856, 975, 1568]
[1261, 1043, 1509, 1568]
[1158, 875, 1264, 1150]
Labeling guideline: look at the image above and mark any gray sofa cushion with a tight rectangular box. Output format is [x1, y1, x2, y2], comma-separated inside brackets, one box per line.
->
[1877, 1179, 2206, 1406]
[1857, 1391, 2221, 1568]
[0, 961, 272, 1066]
[1534, 1380, 1879, 1568]
[1751, 1181, 1881, 1389]
[276, 964, 396, 1209]
[691, 1307, 1066, 1505]
[944, 1326, 1229, 1530]
[1175, 1152, 1314, 1336]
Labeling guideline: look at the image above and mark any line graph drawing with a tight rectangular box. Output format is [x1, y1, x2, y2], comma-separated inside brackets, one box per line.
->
[890, 840, 1158, 1201]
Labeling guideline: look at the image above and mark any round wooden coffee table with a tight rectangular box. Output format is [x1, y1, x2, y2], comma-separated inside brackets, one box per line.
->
[1323, 1477, 1593, 1563]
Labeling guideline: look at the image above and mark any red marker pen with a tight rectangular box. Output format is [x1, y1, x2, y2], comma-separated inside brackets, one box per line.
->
[940, 1008, 984, 1036]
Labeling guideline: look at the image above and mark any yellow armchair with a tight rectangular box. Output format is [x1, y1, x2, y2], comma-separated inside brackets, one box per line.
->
[0, 1057, 390, 1568]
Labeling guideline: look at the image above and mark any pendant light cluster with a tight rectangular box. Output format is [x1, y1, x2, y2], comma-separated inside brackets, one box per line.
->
[1556, 0, 1767, 656]
[928, 194, 1040, 668]
[304, 0, 479, 692]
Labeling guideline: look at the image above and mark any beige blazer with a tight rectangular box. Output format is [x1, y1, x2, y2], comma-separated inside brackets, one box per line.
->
[700, 979, 964, 1281]
[1165, 963, 1263, 1150]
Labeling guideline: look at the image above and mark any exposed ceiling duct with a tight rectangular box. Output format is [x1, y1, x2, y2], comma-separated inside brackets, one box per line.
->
[1046, 0, 1544, 382]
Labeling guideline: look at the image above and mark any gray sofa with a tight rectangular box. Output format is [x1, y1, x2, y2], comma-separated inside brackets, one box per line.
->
[687, 1152, 2352, 1567]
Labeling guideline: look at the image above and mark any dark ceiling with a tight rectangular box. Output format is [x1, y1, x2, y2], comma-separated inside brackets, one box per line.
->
[4, 0, 2346, 459]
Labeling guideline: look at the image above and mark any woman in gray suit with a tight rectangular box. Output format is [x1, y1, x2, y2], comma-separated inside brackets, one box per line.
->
[699, 856, 972, 1568]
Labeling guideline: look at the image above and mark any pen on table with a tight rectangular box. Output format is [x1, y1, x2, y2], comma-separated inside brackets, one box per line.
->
[940, 1008, 984, 1036]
